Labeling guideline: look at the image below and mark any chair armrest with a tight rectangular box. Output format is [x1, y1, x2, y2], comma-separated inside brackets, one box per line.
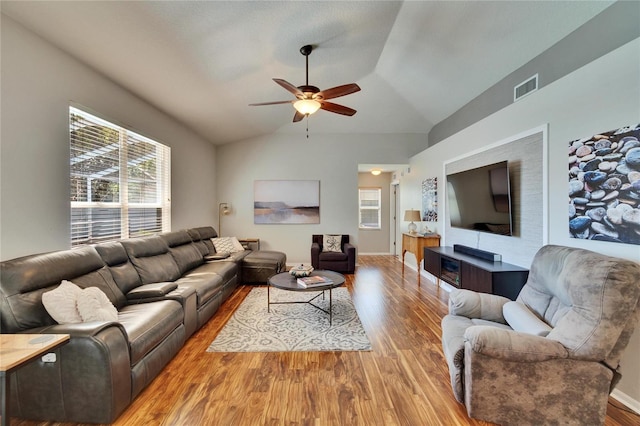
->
[344, 242, 356, 256]
[448, 289, 510, 323]
[126, 282, 178, 301]
[344, 243, 356, 272]
[311, 242, 321, 268]
[465, 325, 569, 362]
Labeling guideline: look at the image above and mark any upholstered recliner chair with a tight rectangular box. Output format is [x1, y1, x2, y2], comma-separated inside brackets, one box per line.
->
[441, 245, 640, 426]
[311, 234, 356, 274]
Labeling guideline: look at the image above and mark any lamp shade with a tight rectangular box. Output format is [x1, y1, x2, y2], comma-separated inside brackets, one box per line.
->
[404, 210, 421, 222]
[293, 99, 321, 115]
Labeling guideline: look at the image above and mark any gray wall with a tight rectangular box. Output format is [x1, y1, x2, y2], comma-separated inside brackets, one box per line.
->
[0, 15, 217, 260]
[405, 37, 640, 409]
[428, 0, 640, 146]
[444, 131, 543, 267]
[215, 133, 426, 265]
[358, 172, 392, 254]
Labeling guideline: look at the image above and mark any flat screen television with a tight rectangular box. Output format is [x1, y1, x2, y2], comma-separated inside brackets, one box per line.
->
[446, 160, 513, 236]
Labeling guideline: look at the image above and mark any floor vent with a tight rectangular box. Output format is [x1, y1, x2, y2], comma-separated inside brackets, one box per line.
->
[514, 74, 538, 102]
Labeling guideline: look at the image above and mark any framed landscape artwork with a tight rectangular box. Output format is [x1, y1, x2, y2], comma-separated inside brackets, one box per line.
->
[422, 177, 437, 222]
[254, 180, 320, 224]
[568, 123, 640, 246]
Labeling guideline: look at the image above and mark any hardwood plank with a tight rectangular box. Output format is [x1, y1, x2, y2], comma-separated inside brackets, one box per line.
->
[8, 255, 639, 426]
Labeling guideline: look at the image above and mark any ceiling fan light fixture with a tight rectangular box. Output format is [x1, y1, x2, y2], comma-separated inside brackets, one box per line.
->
[371, 169, 382, 176]
[293, 99, 321, 115]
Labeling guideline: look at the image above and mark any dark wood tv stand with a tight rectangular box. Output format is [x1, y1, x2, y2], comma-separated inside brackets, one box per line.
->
[423, 246, 529, 300]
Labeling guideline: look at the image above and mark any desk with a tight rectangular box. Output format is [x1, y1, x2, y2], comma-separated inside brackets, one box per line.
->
[0, 334, 70, 426]
[402, 233, 441, 284]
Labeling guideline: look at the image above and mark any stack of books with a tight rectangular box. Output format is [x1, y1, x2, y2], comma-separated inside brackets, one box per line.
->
[296, 275, 333, 288]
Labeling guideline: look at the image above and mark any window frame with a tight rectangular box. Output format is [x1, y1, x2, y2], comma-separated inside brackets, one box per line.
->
[69, 106, 171, 247]
[358, 187, 382, 230]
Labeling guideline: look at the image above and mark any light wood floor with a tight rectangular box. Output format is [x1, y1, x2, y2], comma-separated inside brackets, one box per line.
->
[12, 255, 640, 425]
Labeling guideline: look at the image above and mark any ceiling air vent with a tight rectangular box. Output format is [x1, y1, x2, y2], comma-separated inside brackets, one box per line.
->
[513, 74, 538, 102]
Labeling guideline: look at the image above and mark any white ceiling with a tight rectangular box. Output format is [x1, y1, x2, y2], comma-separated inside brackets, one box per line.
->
[1, 1, 613, 145]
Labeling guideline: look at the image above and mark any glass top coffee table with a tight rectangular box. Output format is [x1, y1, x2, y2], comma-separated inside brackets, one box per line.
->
[267, 270, 345, 325]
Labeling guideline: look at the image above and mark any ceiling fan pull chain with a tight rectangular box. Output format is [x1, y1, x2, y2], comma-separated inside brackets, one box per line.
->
[306, 115, 309, 139]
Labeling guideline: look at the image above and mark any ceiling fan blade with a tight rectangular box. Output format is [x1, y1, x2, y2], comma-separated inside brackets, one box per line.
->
[320, 101, 357, 116]
[293, 111, 305, 122]
[273, 79, 303, 97]
[317, 83, 361, 100]
[249, 100, 294, 106]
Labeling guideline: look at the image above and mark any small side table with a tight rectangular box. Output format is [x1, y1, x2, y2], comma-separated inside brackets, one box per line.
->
[0, 334, 70, 426]
[238, 238, 260, 251]
[402, 233, 441, 285]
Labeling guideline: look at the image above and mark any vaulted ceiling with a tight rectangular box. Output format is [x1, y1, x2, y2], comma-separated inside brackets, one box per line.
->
[1, 1, 613, 145]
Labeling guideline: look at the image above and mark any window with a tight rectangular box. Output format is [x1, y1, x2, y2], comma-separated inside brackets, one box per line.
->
[359, 188, 381, 229]
[70, 107, 171, 246]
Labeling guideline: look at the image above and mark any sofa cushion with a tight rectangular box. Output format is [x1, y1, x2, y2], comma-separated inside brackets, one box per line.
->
[187, 226, 217, 256]
[322, 234, 343, 252]
[121, 237, 181, 284]
[77, 287, 118, 322]
[117, 300, 183, 365]
[42, 280, 83, 324]
[211, 237, 245, 254]
[161, 230, 205, 275]
[503, 301, 552, 337]
[517, 245, 640, 361]
[319, 251, 348, 262]
[94, 242, 142, 294]
[175, 271, 225, 307]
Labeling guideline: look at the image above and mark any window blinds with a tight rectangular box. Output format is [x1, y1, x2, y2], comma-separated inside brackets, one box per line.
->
[359, 188, 381, 229]
[70, 107, 171, 247]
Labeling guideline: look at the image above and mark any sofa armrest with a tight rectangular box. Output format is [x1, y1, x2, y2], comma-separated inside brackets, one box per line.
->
[465, 325, 568, 362]
[311, 242, 321, 268]
[12, 323, 131, 423]
[126, 282, 178, 301]
[448, 289, 510, 323]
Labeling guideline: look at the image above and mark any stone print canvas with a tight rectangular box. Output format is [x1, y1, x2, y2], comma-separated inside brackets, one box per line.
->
[422, 177, 437, 222]
[568, 123, 640, 245]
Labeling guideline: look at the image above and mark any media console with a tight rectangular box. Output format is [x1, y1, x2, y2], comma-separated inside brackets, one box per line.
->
[423, 245, 529, 300]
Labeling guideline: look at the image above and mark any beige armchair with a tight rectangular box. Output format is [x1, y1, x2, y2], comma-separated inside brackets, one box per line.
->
[441, 245, 640, 425]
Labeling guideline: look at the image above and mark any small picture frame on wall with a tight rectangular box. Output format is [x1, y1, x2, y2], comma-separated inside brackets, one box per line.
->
[422, 177, 437, 222]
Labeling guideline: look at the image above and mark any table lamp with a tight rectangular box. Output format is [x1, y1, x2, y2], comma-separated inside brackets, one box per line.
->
[404, 209, 421, 234]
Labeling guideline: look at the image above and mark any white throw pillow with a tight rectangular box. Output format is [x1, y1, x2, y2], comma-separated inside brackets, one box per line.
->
[503, 301, 552, 337]
[76, 287, 118, 322]
[322, 234, 342, 252]
[42, 280, 83, 324]
[211, 237, 245, 254]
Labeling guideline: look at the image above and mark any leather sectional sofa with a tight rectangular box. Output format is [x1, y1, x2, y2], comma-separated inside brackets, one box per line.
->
[0, 226, 286, 424]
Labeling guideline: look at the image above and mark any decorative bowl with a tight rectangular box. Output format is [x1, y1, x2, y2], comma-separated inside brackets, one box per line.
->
[290, 264, 314, 278]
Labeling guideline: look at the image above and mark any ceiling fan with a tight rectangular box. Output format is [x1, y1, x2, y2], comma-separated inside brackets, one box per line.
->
[249, 45, 361, 122]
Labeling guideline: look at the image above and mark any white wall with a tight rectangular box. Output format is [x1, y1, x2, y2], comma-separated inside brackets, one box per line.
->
[216, 133, 426, 265]
[0, 16, 218, 260]
[404, 38, 640, 408]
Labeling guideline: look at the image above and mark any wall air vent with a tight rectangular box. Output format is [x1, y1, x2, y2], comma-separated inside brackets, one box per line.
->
[514, 74, 538, 102]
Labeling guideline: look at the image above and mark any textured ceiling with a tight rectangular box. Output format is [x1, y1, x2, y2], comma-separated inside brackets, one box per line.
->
[1, 1, 613, 145]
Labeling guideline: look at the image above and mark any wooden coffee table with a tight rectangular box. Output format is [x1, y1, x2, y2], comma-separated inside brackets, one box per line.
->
[267, 270, 345, 325]
[0, 334, 70, 426]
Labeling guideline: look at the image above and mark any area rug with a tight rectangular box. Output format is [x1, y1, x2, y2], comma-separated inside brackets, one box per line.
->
[207, 287, 371, 352]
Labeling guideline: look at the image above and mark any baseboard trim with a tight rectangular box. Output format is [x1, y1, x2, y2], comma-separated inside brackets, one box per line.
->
[611, 389, 640, 415]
